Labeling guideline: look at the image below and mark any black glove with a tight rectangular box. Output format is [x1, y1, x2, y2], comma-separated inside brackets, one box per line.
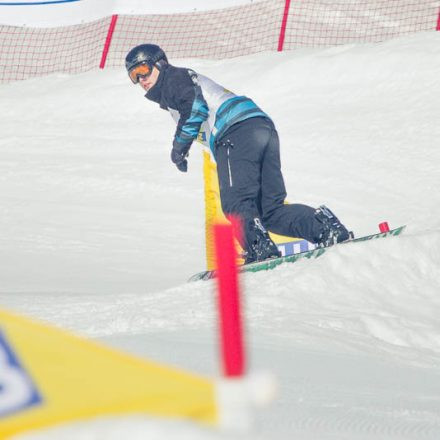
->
[171, 144, 190, 172]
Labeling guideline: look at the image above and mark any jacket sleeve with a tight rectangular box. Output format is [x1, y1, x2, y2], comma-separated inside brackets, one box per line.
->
[171, 70, 209, 154]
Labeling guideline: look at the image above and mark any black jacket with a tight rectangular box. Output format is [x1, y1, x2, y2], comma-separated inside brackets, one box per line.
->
[145, 64, 268, 155]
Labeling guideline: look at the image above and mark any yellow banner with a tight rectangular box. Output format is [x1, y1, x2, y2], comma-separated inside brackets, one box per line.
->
[0, 309, 217, 438]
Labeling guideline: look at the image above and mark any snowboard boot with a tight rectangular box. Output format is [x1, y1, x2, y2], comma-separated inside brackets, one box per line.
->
[315, 205, 352, 247]
[244, 218, 281, 264]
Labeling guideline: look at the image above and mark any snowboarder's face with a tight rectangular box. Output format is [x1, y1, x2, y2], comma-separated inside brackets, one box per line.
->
[138, 67, 160, 92]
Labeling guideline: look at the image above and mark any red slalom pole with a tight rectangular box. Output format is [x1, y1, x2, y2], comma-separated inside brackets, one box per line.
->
[213, 222, 245, 377]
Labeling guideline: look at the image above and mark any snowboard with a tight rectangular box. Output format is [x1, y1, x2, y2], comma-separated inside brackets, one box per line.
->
[189, 225, 406, 282]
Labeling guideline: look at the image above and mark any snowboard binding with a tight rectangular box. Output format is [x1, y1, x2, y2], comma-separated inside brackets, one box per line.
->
[244, 218, 281, 264]
[315, 205, 353, 247]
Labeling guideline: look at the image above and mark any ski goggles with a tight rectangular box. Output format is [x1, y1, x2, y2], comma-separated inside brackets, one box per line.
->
[128, 63, 152, 84]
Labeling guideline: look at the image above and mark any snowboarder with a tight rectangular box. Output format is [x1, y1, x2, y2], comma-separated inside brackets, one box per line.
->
[125, 44, 351, 263]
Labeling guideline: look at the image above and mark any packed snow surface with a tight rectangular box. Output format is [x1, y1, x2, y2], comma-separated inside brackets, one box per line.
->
[1, 31, 440, 439]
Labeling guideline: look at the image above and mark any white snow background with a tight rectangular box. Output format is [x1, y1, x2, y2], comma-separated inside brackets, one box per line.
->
[1, 31, 440, 439]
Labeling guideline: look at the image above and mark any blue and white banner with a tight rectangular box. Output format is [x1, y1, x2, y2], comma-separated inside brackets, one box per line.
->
[0, 330, 42, 419]
[0, 0, 261, 28]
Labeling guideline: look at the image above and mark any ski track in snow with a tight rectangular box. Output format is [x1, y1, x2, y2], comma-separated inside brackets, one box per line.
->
[1, 31, 440, 439]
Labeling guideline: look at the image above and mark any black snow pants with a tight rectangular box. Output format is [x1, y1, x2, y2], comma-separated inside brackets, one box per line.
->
[214, 117, 323, 246]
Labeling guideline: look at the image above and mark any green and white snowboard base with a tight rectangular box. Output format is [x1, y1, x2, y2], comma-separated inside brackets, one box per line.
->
[189, 225, 406, 282]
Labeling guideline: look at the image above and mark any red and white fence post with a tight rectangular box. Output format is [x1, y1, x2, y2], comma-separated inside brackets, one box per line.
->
[99, 14, 118, 69]
[277, 0, 291, 51]
[436, 6, 440, 31]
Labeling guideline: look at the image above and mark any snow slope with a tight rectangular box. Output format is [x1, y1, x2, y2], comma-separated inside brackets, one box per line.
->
[1, 31, 440, 439]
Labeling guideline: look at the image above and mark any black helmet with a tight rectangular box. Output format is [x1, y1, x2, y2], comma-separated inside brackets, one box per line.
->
[125, 44, 168, 73]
